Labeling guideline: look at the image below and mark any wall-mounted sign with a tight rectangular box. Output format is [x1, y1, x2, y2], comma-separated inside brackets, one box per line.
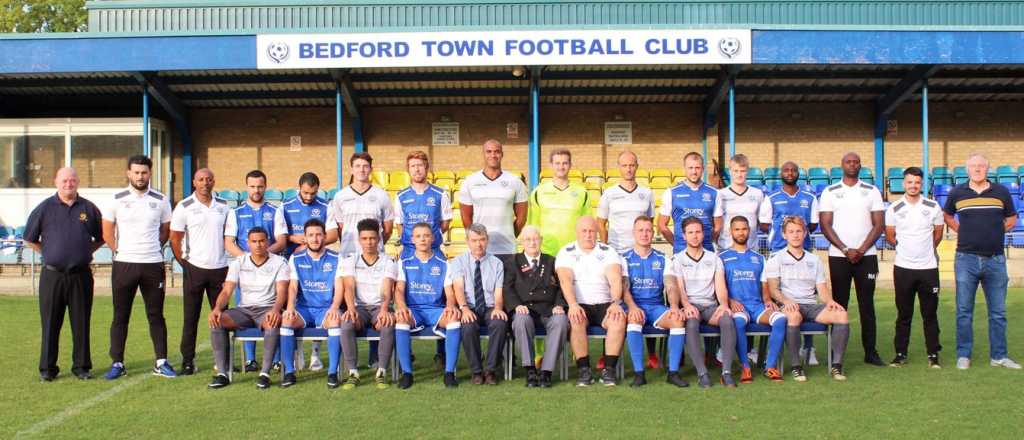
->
[604, 121, 633, 145]
[289, 136, 302, 151]
[432, 122, 460, 146]
[506, 122, 519, 139]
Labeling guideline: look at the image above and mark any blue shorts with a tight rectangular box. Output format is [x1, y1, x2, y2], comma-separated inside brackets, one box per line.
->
[735, 303, 783, 325]
[631, 303, 672, 329]
[410, 307, 447, 337]
[296, 306, 330, 328]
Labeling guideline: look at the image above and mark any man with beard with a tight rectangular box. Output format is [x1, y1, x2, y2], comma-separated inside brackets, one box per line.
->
[658, 152, 723, 253]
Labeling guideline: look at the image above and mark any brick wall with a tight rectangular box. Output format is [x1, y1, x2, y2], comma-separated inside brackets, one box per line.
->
[183, 102, 1024, 195]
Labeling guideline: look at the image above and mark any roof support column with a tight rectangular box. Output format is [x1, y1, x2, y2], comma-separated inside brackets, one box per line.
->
[336, 82, 344, 190]
[702, 65, 741, 180]
[528, 67, 542, 190]
[728, 77, 736, 158]
[875, 64, 941, 193]
[922, 81, 930, 195]
[142, 87, 150, 157]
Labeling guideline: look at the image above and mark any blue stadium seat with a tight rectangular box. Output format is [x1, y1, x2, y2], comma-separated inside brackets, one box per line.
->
[933, 184, 952, 196]
[953, 166, 968, 185]
[763, 167, 781, 186]
[887, 167, 905, 193]
[808, 167, 829, 186]
[814, 183, 829, 195]
[931, 167, 953, 186]
[217, 190, 241, 207]
[327, 188, 339, 200]
[800, 183, 815, 194]
[283, 188, 299, 200]
[763, 183, 781, 194]
[858, 168, 874, 185]
[317, 189, 328, 201]
[829, 167, 843, 184]
[747, 167, 764, 185]
[264, 189, 284, 205]
[814, 235, 830, 250]
[797, 167, 810, 184]
[748, 180, 765, 189]
[996, 165, 1017, 184]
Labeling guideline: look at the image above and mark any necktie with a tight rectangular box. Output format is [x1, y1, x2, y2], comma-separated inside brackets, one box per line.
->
[531, 258, 539, 272]
[474, 260, 486, 309]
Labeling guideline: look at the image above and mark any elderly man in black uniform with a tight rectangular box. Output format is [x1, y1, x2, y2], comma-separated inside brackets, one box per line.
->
[24, 167, 104, 381]
[503, 225, 569, 388]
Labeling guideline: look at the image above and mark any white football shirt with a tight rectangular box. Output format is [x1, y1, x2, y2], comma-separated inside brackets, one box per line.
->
[170, 193, 230, 269]
[885, 196, 944, 270]
[762, 250, 826, 305]
[227, 253, 289, 308]
[102, 187, 173, 264]
[597, 184, 655, 252]
[339, 253, 398, 307]
[327, 185, 395, 257]
[718, 185, 764, 250]
[554, 241, 625, 305]
[818, 180, 885, 257]
[457, 170, 528, 254]
[669, 250, 723, 307]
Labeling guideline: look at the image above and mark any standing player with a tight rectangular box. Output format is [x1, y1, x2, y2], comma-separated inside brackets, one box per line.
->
[528, 149, 591, 256]
[658, 152, 723, 253]
[101, 155, 175, 380]
[393, 223, 462, 389]
[339, 219, 398, 389]
[758, 161, 820, 364]
[670, 217, 737, 388]
[764, 216, 852, 381]
[327, 152, 394, 258]
[555, 216, 627, 387]
[225, 169, 287, 372]
[621, 216, 688, 387]
[720, 216, 788, 383]
[279, 219, 341, 388]
[169, 168, 231, 375]
[458, 139, 528, 258]
[394, 151, 452, 259]
[206, 227, 289, 389]
[819, 152, 885, 366]
[718, 154, 764, 251]
[885, 167, 944, 368]
[275, 172, 334, 371]
[451, 224, 508, 385]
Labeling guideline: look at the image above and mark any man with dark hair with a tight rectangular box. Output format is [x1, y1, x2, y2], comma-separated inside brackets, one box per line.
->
[225, 169, 287, 371]
[943, 153, 1020, 370]
[101, 155, 175, 380]
[170, 168, 230, 375]
[658, 152, 723, 253]
[885, 167, 945, 368]
[275, 171, 335, 371]
[819, 152, 886, 366]
[25, 167, 104, 381]
[339, 218, 398, 389]
[206, 227, 290, 389]
[327, 153, 394, 257]
[279, 218, 341, 387]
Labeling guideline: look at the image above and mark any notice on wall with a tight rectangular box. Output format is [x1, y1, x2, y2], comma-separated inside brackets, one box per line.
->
[887, 120, 898, 136]
[506, 122, 519, 139]
[604, 121, 632, 144]
[290, 136, 302, 151]
[432, 122, 460, 146]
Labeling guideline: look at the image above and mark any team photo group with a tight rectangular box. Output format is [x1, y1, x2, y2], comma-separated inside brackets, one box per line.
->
[26, 139, 1020, 392]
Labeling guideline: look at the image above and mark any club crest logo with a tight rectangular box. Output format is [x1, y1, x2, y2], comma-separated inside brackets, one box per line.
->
[718, 37, 741, 59]
[79, 212, 88, 222]
[263, 212, 273, 221]
[311, 208, 321, 216]
[702, 193, 712, 202]
[266, 42, 290, 64]
[426, 197, 437, 207]
[800, 200, 809, 209]
[323, 262, 333, 272]
[500, 180, 509, 187]
[430, 266, 441, 276]
[651, 260, 662, 270]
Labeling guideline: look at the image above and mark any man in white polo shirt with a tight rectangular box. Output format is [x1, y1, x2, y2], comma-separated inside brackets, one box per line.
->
[819, 152, 886, 366]
[170, 168, 231, 376]
[101, 155, 175, 380]
[598, 150, 655, 253]
[327, 152, 394, 258]
[206, 227, 289, 389]
[555, 216, 626, 387]
[458, 139, 528, 258]
[885, 167, 944, 368]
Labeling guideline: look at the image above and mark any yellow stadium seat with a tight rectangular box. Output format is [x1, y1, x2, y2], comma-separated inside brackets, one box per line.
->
[390, 171, 411, 188]
[434, 170, 456, 180]
[450, 227, 467, 243]
[584, 175, 605, 188]
[587, 189, 601, 207]
[635, 176, 650, 186]
[650, 177, 673, 188]
[653, 188, 666, 206]
[386, 181, 406, 192]
[371, 170, 389, 187]
[456, 170, 475, 181]
[386, 190, 398, 202]
[569, 177, 584, 185]
[673, 176, 686, 185]
[427, 171, 434, 181]
[540, 177, 553, 185]
[539, 169, 554, 179]
[651, 169, 672, 178]
[602, 181, 619, 191]
[606, 169, 622, 179]
[434, 178, 455, 190]
[635, 169, 650, 179]
[505, 171, 524, 181]
[450, 215, 464, 229]
[585, 180, 604, 190]
[568, 169, 584, 179]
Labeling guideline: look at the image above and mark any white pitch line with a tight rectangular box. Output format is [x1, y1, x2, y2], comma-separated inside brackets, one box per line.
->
[15, 343, 211, 439]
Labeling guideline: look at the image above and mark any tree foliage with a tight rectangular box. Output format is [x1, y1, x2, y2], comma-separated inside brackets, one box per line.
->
[0, 0, 87, 33]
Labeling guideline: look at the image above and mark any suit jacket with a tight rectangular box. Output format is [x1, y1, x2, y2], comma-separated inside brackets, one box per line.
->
[503, 252, 566, 317]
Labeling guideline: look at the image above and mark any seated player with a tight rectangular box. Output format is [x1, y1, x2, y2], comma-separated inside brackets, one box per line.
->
[555, 216, 626, 387]
[338, 218, 398, 390]
[279, 219, 341, 388]
[206, 227, 289, 389]
[720, 216, 788, 383]
[452, 224, 509, 385]
[393, 223, 462, 389]
[621, 216, 688, 388]
[670, 217, 737, 389]
[764, 216, 851, 381]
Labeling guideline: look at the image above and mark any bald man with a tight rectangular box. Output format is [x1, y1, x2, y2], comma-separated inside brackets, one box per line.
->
[170, 168, 231, 375]
[555, 216, 627, 387]
[25, 168, 104, 381]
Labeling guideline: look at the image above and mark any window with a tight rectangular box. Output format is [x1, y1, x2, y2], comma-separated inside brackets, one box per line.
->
[0, 135, 66, 189]
[70, 134, 143, 188]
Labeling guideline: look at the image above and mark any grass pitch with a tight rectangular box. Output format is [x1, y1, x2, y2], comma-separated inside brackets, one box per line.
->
[2, 290, 1022, 439]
